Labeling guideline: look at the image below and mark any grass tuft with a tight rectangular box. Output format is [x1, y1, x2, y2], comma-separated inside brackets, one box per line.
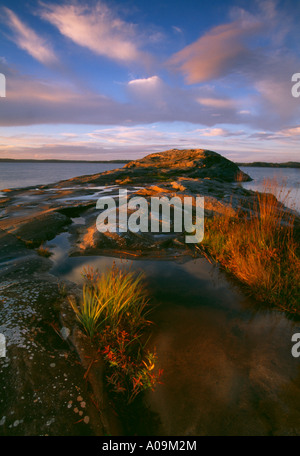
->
[69, 264, 150, 338]
[69, 264, 162, 403]
[200, 179, 300, 313]
[36, 245, 52, 257]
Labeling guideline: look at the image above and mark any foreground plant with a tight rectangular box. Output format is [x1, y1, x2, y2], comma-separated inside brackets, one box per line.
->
[70, 265, 151, 337]
[200, 179, 300, 313]
[101, 327, 163, 403]
[69, 264, 162, 403]
[36, 244, 52, 257]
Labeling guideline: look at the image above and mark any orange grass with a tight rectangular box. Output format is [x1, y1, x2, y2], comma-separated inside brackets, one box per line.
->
[69, 264, 162, 403]
[36, 245, 52, 257]
[201, 179, 300, 312]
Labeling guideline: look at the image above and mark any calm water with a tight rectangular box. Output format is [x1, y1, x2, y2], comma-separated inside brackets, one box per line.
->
[44, 228, 300, 435]
[0, 162, 126, 190]
[0, 162, 298, 211]
[241, 167, 300, 212]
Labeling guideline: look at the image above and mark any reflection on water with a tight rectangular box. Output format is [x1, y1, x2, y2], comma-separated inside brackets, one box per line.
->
[240, 167, 300, 212]
[46, 227, 300, 436]
[0, 162, 126, 190]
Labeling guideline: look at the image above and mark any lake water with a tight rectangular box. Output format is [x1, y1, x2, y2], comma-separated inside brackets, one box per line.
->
[0, 162, 126, 190]
[45, 228, 300, 435]
[240, 167, 299, 212]
[0, 162, 298, 211]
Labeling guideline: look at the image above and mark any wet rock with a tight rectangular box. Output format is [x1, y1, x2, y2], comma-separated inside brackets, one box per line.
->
[6, 211, 71, 245]
[58, 297, 123, 435]
[0, 229, 112, 436]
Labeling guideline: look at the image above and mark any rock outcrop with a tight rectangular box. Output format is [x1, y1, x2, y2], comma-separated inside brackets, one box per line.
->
[124, 149, 251, 182]
[0, 148, 290, 260]
[53, 149, 251, 188]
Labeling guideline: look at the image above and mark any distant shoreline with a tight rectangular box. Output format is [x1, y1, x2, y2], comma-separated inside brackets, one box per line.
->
[237, 161, 300, 168]
[0, 158, 299, 168]
[0, 158, 130, 163]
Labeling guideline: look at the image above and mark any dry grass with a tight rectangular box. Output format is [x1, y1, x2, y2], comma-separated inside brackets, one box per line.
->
[201, 179, 300, 313]
[69, 264, 162, 403]
[69, 264, 150, 338]
[36, 245, 52, 257]
[235, 169, 246, 182]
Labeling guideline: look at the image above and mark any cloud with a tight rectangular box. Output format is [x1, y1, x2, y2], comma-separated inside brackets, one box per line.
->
[1, 123, 299, 162]
[128, 76, 161, 87]
[39, 1, 148, 65]
[0, 60, 126, 126]
[195, 127, 246, 137]
[198, 128, 233, 137]
[254, 78, 300, 128]
[169, 16, 261, 83]
[168, 1, 295, 85]
[0, 58, 260, 129]
[126, 76, 247, 124]
[197, 97, 236, 109]
[172, 26, 183, 35]
[1, 7, 58, 65]
[127, 76, 166, 107]
[168, 1, 300, 130]
[0, 45, 298, 135]
[280, 126, 300, 137]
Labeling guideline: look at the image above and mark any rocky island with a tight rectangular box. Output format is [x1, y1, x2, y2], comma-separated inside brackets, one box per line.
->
[0, 149, 299, 436]
[0, 149, 252, 256]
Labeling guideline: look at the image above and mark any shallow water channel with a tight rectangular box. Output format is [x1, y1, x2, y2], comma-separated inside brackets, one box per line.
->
[45, 224, 300, 436]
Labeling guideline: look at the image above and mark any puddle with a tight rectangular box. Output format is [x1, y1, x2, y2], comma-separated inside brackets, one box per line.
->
[71, 216, 86, 226]
[44, 227, 300, 435]
[58, 193, 120, 202]
[2, 208, 297, 435]
[0, 255, 100, 436]
[56, 187, 143, 203]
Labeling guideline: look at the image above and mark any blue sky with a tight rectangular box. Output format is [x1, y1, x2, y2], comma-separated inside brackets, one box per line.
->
[0, 0, 299, 161]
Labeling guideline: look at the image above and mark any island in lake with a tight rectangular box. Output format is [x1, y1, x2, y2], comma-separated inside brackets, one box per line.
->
[236, 161, 300, 168]
[0, 149, 299, 436]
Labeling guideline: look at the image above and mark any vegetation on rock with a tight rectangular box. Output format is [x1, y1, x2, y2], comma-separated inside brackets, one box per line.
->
[69, 264, 162, 403]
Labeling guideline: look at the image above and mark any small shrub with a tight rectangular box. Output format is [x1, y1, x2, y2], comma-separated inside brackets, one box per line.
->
[36, 245, 52, 257]
[58, 281, 68, 298]
[101, 327, 163, 403]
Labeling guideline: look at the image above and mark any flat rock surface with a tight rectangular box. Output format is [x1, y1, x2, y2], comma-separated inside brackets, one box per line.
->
[0, 149, 298, 436]
[0, 229, 112, 436]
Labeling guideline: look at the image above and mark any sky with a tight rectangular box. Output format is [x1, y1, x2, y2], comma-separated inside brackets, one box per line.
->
[0, 0, 299, 162]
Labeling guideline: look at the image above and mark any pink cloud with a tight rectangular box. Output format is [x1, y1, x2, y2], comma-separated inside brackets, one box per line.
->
[2, 7, 58, 65]
[39, 2, 148, 64]
[169, 19, 260, 84]
[277, 126, 300, 137]
[128, 76, 161, 87]
[197, 97, 236, 109]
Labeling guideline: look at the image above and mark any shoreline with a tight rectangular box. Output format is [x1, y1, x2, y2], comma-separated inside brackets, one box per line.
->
[0, 149, 299, 436]
[1, 158, 299, 168]
[0, 159, 130, 163]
